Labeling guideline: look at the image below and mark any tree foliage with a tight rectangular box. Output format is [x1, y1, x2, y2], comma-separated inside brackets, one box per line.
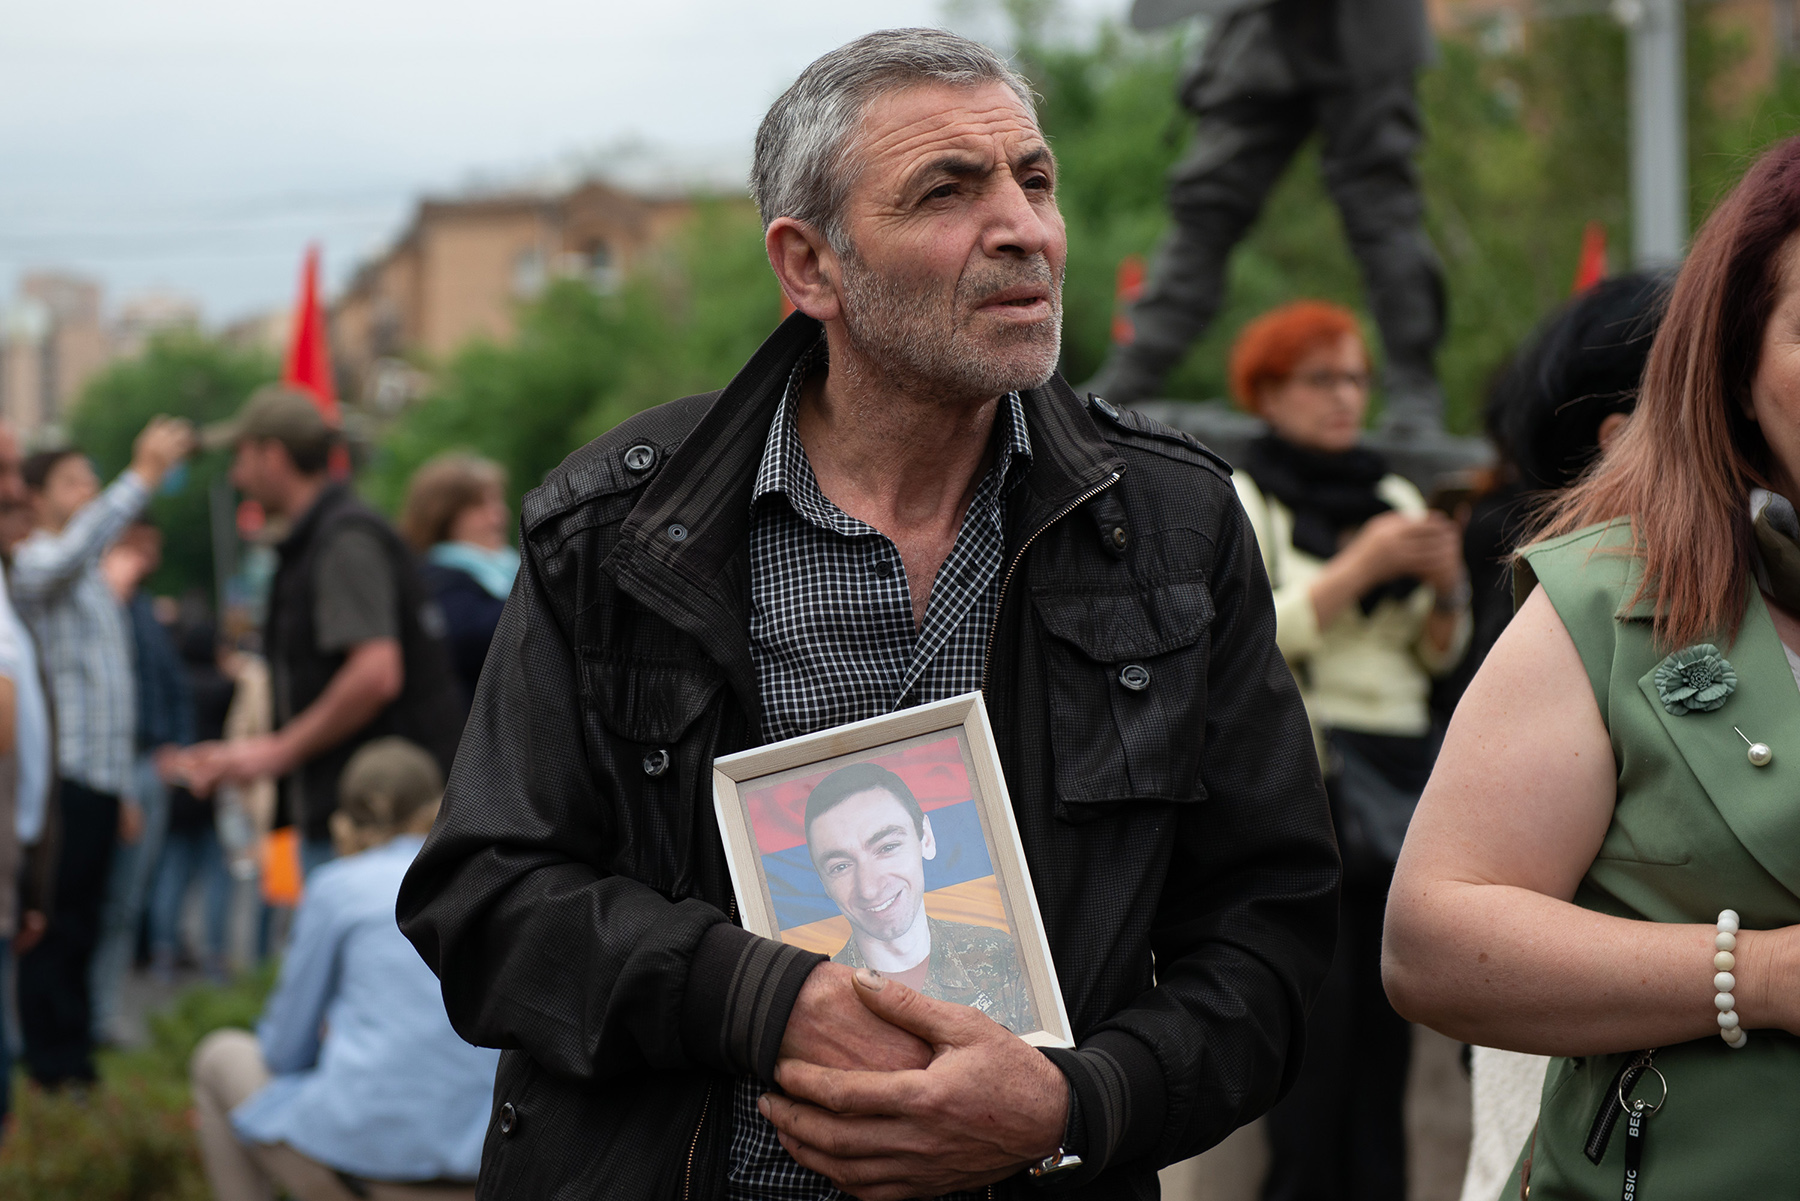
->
[363, 200, 784, 517]
[67, 333, 277, 598]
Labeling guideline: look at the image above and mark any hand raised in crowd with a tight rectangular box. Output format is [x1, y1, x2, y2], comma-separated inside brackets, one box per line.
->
[778, 961, 933, 1074]
[130, 415, 197, 491]
[763, 968, 1066, 1200]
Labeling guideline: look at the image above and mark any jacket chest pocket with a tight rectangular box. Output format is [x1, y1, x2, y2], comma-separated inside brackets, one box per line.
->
[1033, 577, 1214, 814]
[579, 652, 724, 894]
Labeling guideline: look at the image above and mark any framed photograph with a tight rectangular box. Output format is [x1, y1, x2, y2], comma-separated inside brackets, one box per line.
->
[712, 692, 1073, 1048]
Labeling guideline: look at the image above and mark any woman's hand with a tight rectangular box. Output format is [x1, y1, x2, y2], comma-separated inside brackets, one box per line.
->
[1309, 511, 1462, 629]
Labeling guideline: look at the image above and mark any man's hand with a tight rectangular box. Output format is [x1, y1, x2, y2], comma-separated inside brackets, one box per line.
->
[779, 962, 932, 1073]
[118, 799, 144, 845]
[175, 735, 290, 797]
[15, 910, 46, 954]
[129, 416, 196, 492]
[763, 968, 1069, 1201]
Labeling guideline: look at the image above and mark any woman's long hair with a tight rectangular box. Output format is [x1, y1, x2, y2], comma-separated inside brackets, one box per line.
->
[1532, 135, 1800, 648]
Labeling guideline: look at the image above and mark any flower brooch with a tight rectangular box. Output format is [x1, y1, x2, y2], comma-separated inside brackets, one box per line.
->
[1653, 644, 1737, 716]
[1654, 645, 1774, 766]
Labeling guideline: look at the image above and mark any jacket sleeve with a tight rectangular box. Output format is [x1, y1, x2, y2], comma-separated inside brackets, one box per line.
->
[396, 537, 820, 1083]
[1044, 491, 1341, 1180]
[10, 472, 148, 603]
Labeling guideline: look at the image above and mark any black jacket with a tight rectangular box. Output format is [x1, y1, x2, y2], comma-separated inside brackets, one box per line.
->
[397, 314, 1339, 1200]
[267, 485, 463, 839]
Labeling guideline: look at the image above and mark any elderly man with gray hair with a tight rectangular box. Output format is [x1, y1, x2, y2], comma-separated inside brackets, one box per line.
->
[399, 28, 1337, 1201]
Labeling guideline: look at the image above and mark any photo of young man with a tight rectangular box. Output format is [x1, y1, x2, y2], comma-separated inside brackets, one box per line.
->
[802, 762, 1036, 1034]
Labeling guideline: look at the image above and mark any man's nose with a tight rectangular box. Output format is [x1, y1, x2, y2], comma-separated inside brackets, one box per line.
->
[980, 175, 1053, 260]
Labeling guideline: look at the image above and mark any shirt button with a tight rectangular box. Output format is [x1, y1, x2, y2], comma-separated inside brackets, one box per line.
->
[643, 749, 671, 777]
[873, 558, 895, 578]
[499, 1102, 517, 1134]
[623, 444, 656, 472]
[667, 523, 688, 542]
[1119, 663, 1151, 692]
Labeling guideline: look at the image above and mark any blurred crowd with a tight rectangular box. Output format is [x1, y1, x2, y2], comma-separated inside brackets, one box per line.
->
[0, 390, 520, 1198]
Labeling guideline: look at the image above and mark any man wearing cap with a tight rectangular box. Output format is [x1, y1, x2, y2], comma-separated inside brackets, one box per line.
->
[181, 385, 460, 877]
[11, 416, 193, 1087]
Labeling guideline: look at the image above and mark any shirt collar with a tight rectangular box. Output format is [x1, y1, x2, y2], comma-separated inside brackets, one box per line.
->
[750, 335, 1034, 524]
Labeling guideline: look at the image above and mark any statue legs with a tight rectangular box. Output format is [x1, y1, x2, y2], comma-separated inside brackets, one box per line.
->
[1086, 75, 1447, 436]
[1317, 76, 1447, 436]
[1087, 96, 1313, 405]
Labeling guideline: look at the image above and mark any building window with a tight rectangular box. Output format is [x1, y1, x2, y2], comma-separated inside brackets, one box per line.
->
[586, 243, 619, 295]
[512, 247, 547, 298]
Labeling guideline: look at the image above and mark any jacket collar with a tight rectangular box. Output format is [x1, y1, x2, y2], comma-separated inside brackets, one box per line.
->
[604, 311, 1124, 735]
[1636, 587, 1800, 898]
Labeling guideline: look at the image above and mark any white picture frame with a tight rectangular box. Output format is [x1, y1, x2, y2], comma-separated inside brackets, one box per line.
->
[712, 692, 1073, 1048]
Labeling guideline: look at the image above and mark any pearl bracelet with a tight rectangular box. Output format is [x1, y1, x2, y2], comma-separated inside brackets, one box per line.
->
[1714, 909, 1747, 1049]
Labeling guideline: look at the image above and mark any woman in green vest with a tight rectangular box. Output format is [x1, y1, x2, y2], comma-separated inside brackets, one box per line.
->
[1383, 135, 1800, 1200]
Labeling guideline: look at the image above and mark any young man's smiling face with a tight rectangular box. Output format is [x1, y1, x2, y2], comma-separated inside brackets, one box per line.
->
[806, 787, 937, 946]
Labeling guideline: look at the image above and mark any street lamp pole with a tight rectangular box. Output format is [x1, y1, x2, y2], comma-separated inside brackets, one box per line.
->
[1623, 0, 1687, 265]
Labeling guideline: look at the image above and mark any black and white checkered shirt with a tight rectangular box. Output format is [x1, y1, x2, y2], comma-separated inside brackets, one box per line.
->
[729, 338, 1031, 1201]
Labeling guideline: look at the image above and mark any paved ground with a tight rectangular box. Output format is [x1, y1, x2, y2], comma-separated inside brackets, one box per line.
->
[1159, 1025, 1473, 1201]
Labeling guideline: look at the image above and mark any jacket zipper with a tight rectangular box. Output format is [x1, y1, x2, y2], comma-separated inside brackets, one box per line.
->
[1583, 1048, 1657, 1165]
[982, 470, 1123, 692]
[682, 1079, 715, 1201]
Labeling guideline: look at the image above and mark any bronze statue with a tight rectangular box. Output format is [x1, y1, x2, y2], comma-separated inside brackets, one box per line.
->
[1089, 0, 1446, 437]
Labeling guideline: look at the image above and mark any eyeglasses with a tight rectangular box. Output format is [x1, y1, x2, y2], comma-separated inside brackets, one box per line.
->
[1292, 370, 1371, 392]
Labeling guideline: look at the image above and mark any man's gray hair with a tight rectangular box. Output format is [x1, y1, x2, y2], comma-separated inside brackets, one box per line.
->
[751, 28, 1038, 251]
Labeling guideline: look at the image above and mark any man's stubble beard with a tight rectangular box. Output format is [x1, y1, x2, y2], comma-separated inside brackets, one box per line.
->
[835, 248, 1063, 403]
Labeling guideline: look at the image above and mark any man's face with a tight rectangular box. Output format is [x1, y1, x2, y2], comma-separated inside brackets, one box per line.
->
[34, 454, 98, 530]
[808, 788, 937, 945]
[830, 81, 1066, 401]
[230, 439, 286, 512]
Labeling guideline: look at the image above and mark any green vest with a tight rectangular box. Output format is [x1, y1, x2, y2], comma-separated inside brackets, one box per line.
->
[1504, 522, 1800, 1199]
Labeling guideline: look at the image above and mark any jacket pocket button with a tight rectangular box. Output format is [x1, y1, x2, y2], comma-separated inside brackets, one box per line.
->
[643, 749, 671, 777]
[1119, 663, 1151, 692]
[499, 1101, 517, 1134]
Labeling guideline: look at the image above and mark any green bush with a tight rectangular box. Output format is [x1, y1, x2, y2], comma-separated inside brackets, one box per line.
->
[0, 966, 275, 1201]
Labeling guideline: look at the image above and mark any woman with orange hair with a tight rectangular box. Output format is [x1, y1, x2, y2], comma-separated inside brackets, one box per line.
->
[1384, 136, 1800, 1200]
[1229, 299, 1469, 1201]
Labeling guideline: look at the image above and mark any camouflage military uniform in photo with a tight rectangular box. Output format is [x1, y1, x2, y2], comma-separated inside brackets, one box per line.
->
[832, 916, 1039, 1035]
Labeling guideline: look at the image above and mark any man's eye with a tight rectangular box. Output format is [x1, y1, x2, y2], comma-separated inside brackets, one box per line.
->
[828, 862, 848, 877]
[926, 183, 956, 200]
[878, 841, 901, 855]
[1023, 175, 1051, 191]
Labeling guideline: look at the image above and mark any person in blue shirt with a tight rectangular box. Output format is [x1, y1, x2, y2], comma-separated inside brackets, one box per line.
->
[189, 737, 496, 1201]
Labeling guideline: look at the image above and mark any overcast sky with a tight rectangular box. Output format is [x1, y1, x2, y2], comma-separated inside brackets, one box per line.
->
[0, 0, 1122, 325]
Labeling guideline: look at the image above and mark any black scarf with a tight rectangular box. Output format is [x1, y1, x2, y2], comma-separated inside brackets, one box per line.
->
[1242, 433, 1421, 614]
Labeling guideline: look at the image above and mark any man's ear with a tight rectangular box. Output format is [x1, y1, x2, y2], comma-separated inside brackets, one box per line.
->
[919, 814, 936, 861]
[766, 217, 843, 323]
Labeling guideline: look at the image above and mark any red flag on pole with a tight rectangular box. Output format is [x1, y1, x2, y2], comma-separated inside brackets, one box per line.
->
[283, 244, 340, 424]
[1572, 222, 1608, 295]
[282, 243, 349, 477]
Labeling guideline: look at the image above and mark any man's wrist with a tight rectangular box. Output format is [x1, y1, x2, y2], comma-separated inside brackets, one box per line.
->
[679, 922, 824, 1077]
